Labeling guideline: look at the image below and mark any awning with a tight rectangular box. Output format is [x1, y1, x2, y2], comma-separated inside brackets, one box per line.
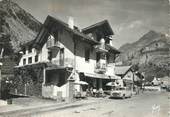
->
[109, 75, 121, 80]
[74, 81, 88, 85]
[123, 79, 133, 84]
[84, 72, 110, 79]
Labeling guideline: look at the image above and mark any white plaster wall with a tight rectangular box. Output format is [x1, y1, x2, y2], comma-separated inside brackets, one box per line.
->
[75, 41, 96, 74]
[19, 48, 38, 66]
[39, 43, 49, 63]
[42, 83, 69, 98]
[106, 63, 115, 76]
[76, 56, 96, 74]
[123, 71, 133, 80]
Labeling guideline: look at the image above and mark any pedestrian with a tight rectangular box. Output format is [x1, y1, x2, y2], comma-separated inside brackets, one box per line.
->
[90, 87, 93, 96]
[93, 88, 97, 97]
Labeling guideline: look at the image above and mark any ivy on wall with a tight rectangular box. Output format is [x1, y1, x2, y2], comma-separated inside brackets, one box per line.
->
[13, 63, 45, 97]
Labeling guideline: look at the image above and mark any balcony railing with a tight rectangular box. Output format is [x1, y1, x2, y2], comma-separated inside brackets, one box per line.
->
[46, 40, 61, 50]
[94, 62, 107, 73]
[94, 43, 108, 53]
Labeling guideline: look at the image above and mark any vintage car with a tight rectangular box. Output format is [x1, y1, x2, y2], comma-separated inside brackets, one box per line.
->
[166, 85, 170, 92]
[110, 87, 132, 99]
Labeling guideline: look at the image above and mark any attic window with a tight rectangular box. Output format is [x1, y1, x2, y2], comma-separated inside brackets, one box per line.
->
[23, 58, 26, 65]
[28, 57, 32, 64]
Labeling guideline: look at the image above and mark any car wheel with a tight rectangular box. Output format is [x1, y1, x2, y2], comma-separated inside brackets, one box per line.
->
[129, 94, 132, 98]
[122, 94, 125, 99]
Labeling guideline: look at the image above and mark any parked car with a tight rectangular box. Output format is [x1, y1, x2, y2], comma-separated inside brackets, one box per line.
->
[166, 85, 170, 92]
[110, 87, 132, 99]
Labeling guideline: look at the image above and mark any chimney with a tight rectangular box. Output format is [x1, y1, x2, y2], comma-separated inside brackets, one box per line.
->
[68, 16, 74, 29]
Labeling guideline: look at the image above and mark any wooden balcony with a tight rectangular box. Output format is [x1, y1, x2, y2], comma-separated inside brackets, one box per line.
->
[94, 62, 107, 73]
[46, 40, 61, 50]
[94, 44, 108, 53]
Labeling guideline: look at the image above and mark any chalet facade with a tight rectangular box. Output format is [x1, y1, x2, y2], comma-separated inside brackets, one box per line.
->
[14, 16, 120, 99]
[115, 66, 140, 91]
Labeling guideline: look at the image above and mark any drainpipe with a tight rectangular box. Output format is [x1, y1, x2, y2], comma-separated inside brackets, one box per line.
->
[0, 62, 2, 98]
[132, 71, 134, 93]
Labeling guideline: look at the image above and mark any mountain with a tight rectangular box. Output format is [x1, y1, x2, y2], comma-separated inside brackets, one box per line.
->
[117, 30, 170, 80]
[0, 0, 41, 78]
[0, 0, 41, 54]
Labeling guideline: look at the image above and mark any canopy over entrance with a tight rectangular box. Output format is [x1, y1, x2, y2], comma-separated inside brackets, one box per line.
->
[84, 72, 109, 79]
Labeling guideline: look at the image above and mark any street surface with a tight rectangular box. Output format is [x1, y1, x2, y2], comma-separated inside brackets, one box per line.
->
[32, 91, 169, 117]
[0, 91, 169, 117]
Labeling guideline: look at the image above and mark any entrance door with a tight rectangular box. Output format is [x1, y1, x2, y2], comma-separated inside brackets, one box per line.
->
[59, 48, 64, 66]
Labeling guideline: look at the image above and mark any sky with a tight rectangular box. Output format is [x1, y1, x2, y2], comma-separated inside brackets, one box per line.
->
[13, 0, 169, 48]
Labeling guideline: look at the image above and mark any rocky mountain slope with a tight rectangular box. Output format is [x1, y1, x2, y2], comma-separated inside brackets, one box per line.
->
[0, 0, 41, 77]
[117, 30, 170, 80]
[0, 0, 41, 55]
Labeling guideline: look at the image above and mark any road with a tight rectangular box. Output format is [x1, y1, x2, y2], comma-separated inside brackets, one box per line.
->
[1, 91, 169, 117]
[29, 91, 169, 117]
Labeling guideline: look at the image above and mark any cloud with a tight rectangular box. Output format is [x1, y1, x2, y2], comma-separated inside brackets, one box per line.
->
[128, 20, 143, 29]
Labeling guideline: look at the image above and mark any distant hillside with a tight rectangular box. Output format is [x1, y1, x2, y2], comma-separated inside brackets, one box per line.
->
[0, 0, 41, 78]
[117, 30, 170, 80]
[0, 0, 41, 54]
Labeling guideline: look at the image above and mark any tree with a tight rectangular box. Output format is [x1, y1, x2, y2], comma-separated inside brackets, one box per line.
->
[0, 34, 14, 57]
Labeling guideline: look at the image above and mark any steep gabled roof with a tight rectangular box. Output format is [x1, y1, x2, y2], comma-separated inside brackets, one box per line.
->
[82, 20, 114, 36]
[106, 44, 121, 54]
[33, 15, 98, 49]
[115, 66, 132, 76]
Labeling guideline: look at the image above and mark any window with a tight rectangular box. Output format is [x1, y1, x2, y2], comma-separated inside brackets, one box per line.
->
[48, 50, 52, 61]
[23, 58, 26, 65]
[155, 43, 158, 47]
[106, 54, 110, 63]
[53, 32, 58, 44]
[105, 39, 110, 44]
[28, 57, 32, 64]
[96, 53, 100, 62]
[85, 49, 90, 62]
[59, 48, 64, 66]
[35, 55, 38, 62]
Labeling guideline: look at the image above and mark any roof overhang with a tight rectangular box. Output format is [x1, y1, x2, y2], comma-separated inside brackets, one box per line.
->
[33, 15, 98, 49]
[82, 20, 114, 37]
[106, 44, 121, 54]
[84, 72, 110, 79]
